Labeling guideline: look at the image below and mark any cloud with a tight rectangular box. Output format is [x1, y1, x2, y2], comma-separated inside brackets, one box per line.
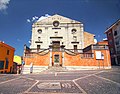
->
[27, 16, 39, 23]
[27, 14, 51, 23]
[103, 38, 107, 41]
[97, 35, 101, 38]
[27, 19, 31, 23]
[17, 39, 21, 42]
[0, 0, 10, 11]
[37, 14, 51, 22]
[32, 16, 38, 21]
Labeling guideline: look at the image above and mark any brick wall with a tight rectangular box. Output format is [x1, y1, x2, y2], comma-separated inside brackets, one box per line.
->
[24, 49, 111, 69]
[64, 49, 111, 68]
[24, 52, 50, 66]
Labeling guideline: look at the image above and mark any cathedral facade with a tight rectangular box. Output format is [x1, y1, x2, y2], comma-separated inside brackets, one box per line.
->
[23, 14, 111, 74]
[30, 14, 94, 51]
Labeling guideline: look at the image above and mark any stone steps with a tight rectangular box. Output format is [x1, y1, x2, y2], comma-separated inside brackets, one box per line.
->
[43, 66, 68, 72]
[22, 65, 48, 74]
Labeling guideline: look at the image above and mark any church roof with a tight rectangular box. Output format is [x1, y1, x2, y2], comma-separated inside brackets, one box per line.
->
[34, 14, 81, 24]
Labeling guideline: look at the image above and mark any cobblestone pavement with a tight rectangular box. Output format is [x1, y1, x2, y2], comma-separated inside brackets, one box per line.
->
[0, 66, 120, 94]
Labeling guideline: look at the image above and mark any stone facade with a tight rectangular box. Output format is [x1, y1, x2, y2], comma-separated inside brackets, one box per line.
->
[30, 14, 94, 51]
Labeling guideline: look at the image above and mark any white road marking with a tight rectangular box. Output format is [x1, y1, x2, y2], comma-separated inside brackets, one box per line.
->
[93, 75, 120, 86]
[104, 71, 120, 75]
[22, 92, 81, 94]
[22, 76, 35, 81]
[73, 71, 103, 81]
[73, 80, 87, 94]
[62, 83, 72, 88]
[24, 80, 39, 93]
[0, 77, 20, 85]
[21, 76, 72, 82]
[33, 80, 72, 82]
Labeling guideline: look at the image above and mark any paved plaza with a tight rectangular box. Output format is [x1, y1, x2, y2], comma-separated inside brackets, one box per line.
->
[0, 66, 120, 94]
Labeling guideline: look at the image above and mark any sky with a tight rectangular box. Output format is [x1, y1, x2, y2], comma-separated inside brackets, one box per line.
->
[0, 0, 120, 56]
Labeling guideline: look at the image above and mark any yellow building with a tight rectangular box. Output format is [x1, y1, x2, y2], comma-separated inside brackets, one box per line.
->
[14, 55, 22, 65]
[0, 41, 15, 73]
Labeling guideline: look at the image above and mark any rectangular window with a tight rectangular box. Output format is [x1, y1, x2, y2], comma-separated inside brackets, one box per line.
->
[38, 37, 41, 41]
[37, 45, 40, 52]
[0, 61, 4, 70]
[115, 40, 119, 45]
[108, 31, 112, 37]
[73, 36, 77, 42]
[109, 40, 113, 45]
[37, 45, 40, 49]
[117, 46, 120, 54]
[110, 48, 114, 54]
[7, 50, 9, 55]
[52, 41, 60, 51]
[74, 45, 77, 52]
[114, 31, 117, 36]
[5, 58, 9, 69]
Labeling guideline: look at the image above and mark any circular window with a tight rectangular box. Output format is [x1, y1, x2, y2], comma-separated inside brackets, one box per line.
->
[37, 29, 42, 34]
[53, 21, 59, 27]
[71, 29, 77, 34]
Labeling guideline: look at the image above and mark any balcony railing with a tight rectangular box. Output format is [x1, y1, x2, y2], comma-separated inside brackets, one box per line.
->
[93, 45, 108, 50]
[81, 53, 94, 58]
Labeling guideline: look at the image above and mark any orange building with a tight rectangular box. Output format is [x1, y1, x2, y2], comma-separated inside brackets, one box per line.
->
[97, 39, 108, 45]
[0, 41, 15, 73]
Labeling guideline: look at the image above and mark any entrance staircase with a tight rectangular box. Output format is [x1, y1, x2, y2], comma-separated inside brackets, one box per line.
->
[42, 66, 68, 73]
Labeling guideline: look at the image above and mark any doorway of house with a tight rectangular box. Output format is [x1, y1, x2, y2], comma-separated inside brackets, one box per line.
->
[54, 54, 59, 66]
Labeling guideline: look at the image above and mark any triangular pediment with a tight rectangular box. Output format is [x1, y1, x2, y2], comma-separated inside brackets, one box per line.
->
[34, 14, 81, 25]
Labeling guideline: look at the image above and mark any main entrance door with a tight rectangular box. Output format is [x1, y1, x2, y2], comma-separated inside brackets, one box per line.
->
[54, 54, 59, 66]
[51, 41, 62, 66]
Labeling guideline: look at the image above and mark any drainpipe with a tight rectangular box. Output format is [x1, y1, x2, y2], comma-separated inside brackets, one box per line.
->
[49, 46, 52, 66]
[62, 51, 64, 67]
[61, 45, 65, 67]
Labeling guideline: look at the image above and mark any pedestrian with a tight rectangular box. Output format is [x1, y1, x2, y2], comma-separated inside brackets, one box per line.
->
[21, 60, 25, 74]
[30, 62, 33, 73]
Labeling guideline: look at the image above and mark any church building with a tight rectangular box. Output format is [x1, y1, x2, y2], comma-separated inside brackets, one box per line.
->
[23, 14, 111, 74]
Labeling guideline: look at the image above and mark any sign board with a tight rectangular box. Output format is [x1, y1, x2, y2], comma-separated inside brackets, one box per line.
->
[95, 51, 104, 60]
